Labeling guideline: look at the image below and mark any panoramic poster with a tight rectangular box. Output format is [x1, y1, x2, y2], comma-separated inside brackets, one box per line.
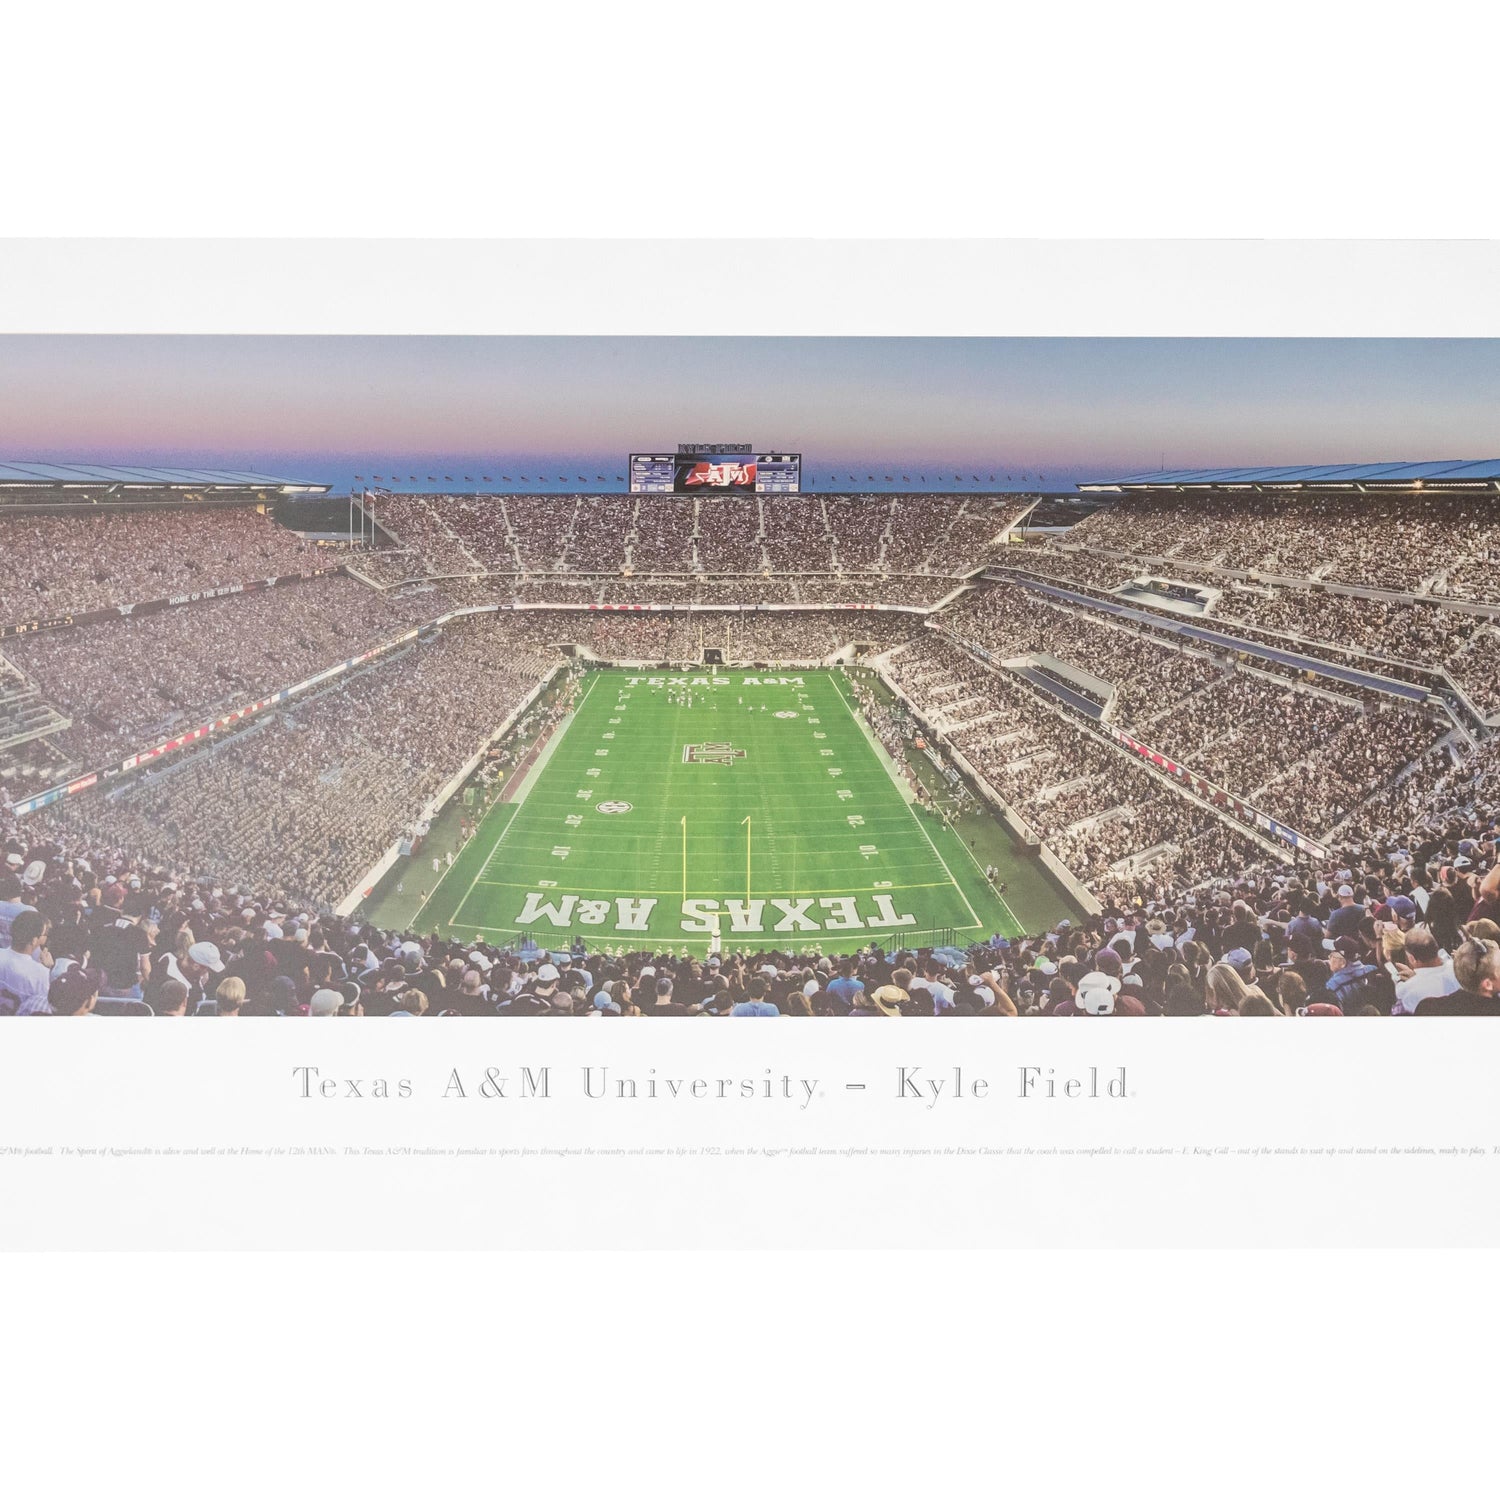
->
[0, 240, 1497, 1253]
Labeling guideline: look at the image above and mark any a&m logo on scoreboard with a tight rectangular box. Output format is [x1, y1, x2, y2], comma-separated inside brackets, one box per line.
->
[683, 742, 747, 766]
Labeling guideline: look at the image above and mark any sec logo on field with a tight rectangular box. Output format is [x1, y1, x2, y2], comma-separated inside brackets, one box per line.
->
[596, 801, 633, 814]
[773, 710, 799, 719]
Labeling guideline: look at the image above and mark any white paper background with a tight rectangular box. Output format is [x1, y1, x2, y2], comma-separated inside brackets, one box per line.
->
[7, 9, 1500, 1477]
[2, 1018, 1498, 1247]
[1, 238, 1498, 335]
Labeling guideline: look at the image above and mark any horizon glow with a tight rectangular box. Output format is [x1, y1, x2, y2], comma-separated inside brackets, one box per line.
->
[1, 335, 1497, 491]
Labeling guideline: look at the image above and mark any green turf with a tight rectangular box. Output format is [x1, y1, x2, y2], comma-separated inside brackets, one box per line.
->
[379, 667, 1081, 954]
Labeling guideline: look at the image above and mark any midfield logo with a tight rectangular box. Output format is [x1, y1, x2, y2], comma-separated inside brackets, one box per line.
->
[683, 742, 747, 766]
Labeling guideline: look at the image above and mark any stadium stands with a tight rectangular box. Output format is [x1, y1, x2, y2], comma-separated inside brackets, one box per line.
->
[0, 576, 424, 792]
[1065, 488, 1500, 598]
[358, 490, 1031, 598]
[43, 616, 558, 910]
[0, 505, 330, 629]
[3, 474, 1499, 1018]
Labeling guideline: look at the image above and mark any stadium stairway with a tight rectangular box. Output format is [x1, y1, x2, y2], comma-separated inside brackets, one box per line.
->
[0, 653, 72, 760]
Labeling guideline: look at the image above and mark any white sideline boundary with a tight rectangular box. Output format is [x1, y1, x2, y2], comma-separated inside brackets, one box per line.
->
[413, 672, 599, 929]
[828, 670, 984, 935]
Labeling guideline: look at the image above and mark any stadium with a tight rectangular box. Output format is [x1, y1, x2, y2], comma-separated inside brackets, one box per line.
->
[2, 450, 1498, 1017]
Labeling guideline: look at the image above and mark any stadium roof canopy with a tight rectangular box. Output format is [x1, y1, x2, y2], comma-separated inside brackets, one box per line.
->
[1080, 460, 1500, 493]
[0, 461, 329, 493]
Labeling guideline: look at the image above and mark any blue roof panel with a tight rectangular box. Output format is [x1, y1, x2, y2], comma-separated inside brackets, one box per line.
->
[0, 461, 327, 491]
[1090, 460, 1500, 489]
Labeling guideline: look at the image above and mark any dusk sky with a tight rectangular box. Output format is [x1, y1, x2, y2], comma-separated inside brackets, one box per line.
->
[1, 336, 1497, 491]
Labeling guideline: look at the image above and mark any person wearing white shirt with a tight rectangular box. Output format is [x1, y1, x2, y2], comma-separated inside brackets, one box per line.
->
[1393, 927, 1460, 1015]
[0, 910, 52, 1016]
[0, 890, 34, 949]
[910, 962, 958, 1012]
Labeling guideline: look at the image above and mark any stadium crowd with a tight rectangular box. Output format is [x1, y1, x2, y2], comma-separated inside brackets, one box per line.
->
[0, 505, 326, 628]
[5, 810, 1496, 1015]
[939, 584, 1226, 724]
[363, 490, 1030, 584]
[1, 577, 425, 789]
[1065, 490, 1500, 600]
[3, 483, 1500, 1019]
[999, 549, 1500, 718]
[882, 626, 1447, 880]
[39, 618, 562, 910]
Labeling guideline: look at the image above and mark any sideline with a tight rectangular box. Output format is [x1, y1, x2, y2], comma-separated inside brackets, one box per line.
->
[829, 669, 984, 933]
[413, 671, 597, 929]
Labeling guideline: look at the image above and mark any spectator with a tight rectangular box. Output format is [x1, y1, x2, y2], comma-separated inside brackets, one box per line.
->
[1416, 938, 1500, 1015]
[1392, 927, 1459, 1014]
[0, 910, 52, 1016]
[48, 964, 102, 1017]
[497, 962, 561, 1015]
[152, 978, 190, 1017]
[1326, 939, 1396, 1014]
[730, 978, 780, 1017]
[214, 977, 247, 1016]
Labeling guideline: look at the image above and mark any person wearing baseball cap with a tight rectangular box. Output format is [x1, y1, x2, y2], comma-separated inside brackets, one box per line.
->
[496, 962, 559, 1015]
[1384, 894, 1419, 928]
[157, 941, 223, 1012]
[1327, 884, 1365, 941]
[308, 988, 344, 1017]
[1327, 935, 1396, 1013]
[1222, 948, 1255, 983]
[1071, 971, 1121, 1016]
[48, 964, 103, 1017]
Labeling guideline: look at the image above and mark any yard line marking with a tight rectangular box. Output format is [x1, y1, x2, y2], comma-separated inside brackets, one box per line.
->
[434, 669, 1000, 951]
[464, 877, 964, 897]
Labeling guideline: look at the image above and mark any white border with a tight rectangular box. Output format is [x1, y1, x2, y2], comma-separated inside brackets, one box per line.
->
[1, 239, 1499, 336]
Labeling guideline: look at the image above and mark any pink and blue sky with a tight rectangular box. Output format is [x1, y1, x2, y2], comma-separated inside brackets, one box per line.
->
[1, 336, 1496, 491]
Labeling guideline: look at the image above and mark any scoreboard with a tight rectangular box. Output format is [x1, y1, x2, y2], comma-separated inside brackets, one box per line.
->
[630, 446, 801, 494]
[753, 455, 802, 493]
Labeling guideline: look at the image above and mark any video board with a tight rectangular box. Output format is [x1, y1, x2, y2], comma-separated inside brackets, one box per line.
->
[629, 450, 801, 494]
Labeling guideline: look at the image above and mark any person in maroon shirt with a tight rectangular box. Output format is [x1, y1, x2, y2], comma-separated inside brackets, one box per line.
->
[1467, 863, 1500, 929]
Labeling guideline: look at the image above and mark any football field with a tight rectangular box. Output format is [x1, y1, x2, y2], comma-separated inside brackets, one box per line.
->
[406, 667, 1073, 953]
